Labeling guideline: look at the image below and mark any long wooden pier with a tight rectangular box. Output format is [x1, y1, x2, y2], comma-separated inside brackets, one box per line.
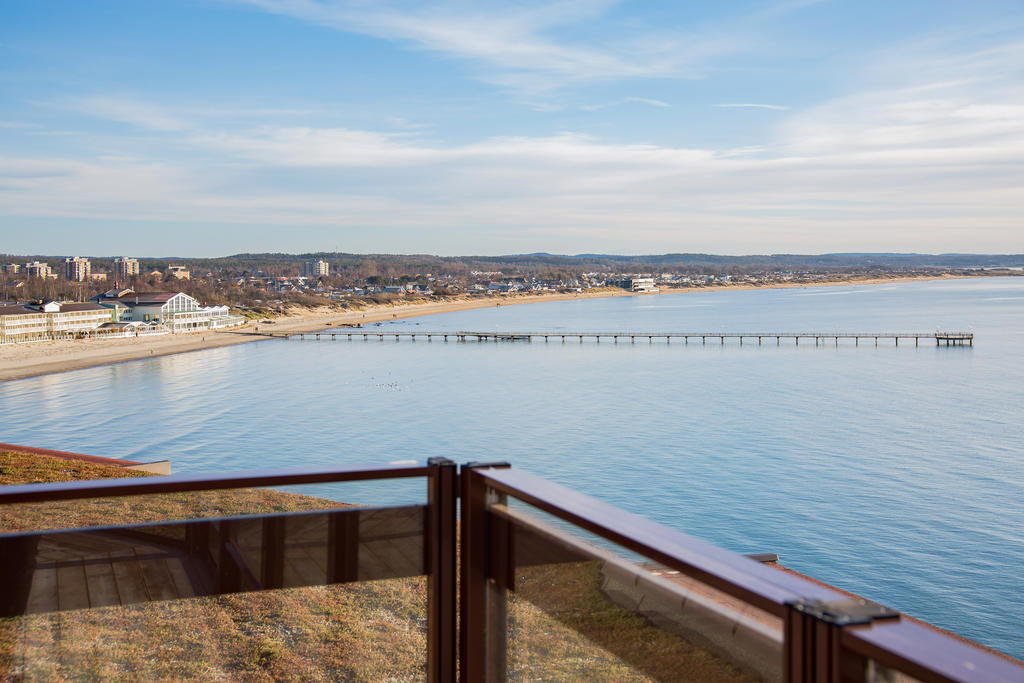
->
[288, 330, 973, 346]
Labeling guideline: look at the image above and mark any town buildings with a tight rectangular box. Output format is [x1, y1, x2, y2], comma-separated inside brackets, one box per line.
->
[93, 290, 243, 333]
[63, 257, 91, 282]
[0, 288, 245, 345]
[112, 257, 140, 281]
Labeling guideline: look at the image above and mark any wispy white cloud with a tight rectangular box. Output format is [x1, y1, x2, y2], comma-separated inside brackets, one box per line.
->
[231, 0, 745, 92]
[582, 97, 671, 111]
[715, 103, 790, 110]
[625, 97, 670, 107]
[64, 96, 188, 131]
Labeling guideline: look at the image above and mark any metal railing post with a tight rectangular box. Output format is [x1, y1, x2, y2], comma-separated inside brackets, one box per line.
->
[784, 598, 899, 683]
[427, 458, 458, 683]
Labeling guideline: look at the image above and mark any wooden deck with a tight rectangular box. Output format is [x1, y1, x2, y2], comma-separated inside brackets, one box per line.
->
[2, 505, 426, 616]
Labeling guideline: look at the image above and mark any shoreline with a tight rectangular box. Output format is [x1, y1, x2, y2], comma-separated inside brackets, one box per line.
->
[0, 273, 977, 382]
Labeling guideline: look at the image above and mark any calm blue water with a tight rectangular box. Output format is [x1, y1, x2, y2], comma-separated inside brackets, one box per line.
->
[2, 277, 1022, 658]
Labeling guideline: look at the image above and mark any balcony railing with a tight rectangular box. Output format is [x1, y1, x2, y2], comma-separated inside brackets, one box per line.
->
[0, 460, 1020, 682]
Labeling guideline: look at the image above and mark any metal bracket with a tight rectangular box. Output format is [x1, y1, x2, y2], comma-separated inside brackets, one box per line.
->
[462, 461, 511, 470]
[426, 457, 457, 467]
[786, 598, 901, 626]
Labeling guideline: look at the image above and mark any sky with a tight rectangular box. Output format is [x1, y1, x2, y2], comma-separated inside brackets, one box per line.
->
[1, 0, 1023, 257]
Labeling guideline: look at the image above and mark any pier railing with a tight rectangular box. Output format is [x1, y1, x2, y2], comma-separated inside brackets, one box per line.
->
[288, 330, 974, 346]
[0, 460, 1017, 681]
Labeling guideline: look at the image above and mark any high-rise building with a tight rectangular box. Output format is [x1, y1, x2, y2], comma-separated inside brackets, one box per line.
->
[112, 257, 140, 281]
[24, 261, 53, 279]
[64, 256, 91, 281]
[303, 259, 330, 278]
[1, 264, 21, 275]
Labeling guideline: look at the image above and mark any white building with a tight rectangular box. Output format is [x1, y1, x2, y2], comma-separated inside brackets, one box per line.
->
[303, 259, 329, 278]
[0, 301, 114, 344]
[613, 277, 657, 293]
[99, 292, 244, 333]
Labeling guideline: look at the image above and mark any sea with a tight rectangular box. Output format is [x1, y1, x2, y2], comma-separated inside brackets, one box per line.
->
[1, 276, 1022, 658]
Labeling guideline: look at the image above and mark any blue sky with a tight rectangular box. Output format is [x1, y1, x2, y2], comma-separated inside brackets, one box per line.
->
[1, 0, 1022, 256]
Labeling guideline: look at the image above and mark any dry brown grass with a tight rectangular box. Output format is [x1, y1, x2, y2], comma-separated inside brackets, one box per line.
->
[0, 453, 754, 681]
[507, 561, 756, 682]
[0, 454, 427, 681]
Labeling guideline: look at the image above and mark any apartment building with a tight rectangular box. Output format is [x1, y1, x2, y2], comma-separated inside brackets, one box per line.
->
[112, 257, 140, 281]
[303, 259, 329, 278]
[24, 262, 54, 279]
[64, 257, 91, 281]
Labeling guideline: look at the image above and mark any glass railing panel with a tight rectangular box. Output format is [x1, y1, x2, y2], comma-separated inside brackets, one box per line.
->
[0, 477, 427, 534]
[863, 660, 920, 682]
[0, 477, 432, 680]
[0, 505, 426, 615]
[487, 497, 783, 682]
[1, 578, 427, 680]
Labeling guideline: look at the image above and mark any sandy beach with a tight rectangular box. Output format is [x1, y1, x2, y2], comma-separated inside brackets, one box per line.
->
[0, 274, 970, 382]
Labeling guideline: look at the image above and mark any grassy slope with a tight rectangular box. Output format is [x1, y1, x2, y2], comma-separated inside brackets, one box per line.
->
[0, 453, 752, 682]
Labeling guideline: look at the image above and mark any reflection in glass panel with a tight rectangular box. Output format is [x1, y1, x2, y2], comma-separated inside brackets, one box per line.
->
[0, 478, 427, 535]
[490, 499, 782, 682]
[0, 506, 425, 615]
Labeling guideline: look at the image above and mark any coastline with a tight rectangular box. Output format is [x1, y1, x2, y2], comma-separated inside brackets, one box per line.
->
[0, 273, 972, 382]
